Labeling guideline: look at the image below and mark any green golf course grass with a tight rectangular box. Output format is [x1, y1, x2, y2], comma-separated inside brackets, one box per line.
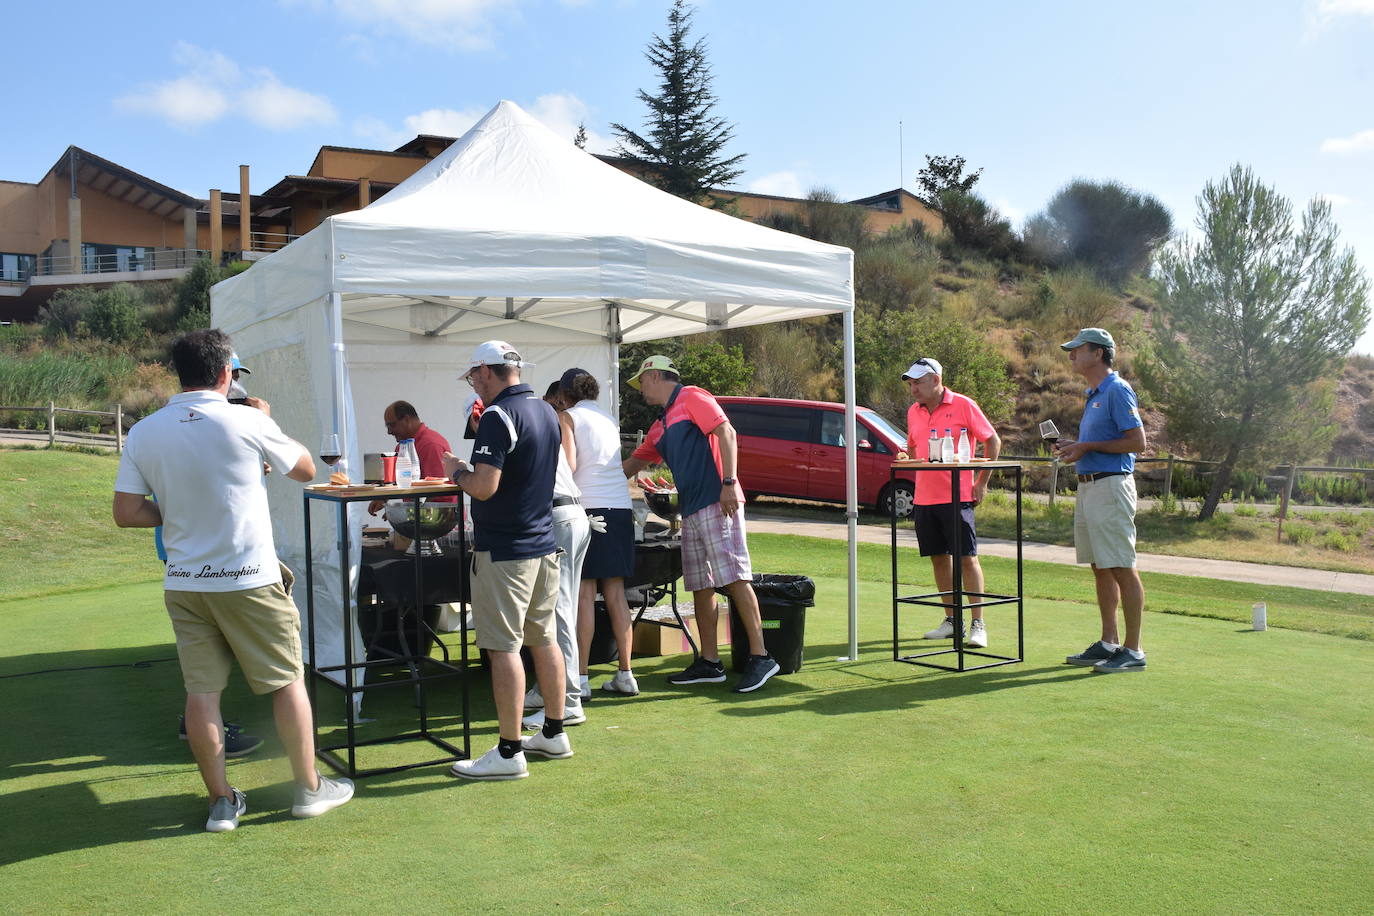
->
[2, 448, 1372, 912]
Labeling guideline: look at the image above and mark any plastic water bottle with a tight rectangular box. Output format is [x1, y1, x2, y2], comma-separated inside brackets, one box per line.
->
[940, 428, 955, 464]
[957, 427, 972, 463]
[395, 438, 416, 488]
[927, 428, 941, 463]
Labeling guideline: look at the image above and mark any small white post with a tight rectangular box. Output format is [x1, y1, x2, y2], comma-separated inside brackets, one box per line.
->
[48, 401, 56, 446]
[115, 404, 123, 453]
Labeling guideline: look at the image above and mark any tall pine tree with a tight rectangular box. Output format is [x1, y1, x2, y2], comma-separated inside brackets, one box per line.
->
[611, 0, 745, 203]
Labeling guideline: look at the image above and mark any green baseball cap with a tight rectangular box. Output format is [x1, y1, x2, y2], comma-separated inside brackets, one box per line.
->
[627, 354, 678, 390]
[1061, 328, 1116, 351]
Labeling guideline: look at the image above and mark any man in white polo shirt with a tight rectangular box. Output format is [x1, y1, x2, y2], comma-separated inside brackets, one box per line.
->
[113, 329, 354, 831]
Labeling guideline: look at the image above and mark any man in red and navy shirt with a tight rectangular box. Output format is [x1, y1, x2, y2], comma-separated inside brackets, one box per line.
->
[897, 357, 1001, 649]
[622, 355, 780, 694]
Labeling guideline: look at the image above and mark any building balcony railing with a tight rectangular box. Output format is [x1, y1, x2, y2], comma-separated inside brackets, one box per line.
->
[30, 249, 210, 279]
[247, 231, 299, 253]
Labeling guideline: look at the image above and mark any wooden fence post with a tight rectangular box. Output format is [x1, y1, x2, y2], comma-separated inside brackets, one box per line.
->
[1276, 464, 1297, 544]
[1163, 453, 1174, 503]
[115, 404, 123, 453]
[48, 401, 56, 447]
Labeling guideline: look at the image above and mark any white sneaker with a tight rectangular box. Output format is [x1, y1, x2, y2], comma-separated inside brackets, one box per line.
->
[521, 730, 574, 760]
[601, 670, 640, 696]
[523, 684, 544, 710]
[579, 675, 591, 701]
[966, 619, 988, 649]
[522, 704, 587, 730]
[450, 746, 528, 781]
[923, 617, 962, 640]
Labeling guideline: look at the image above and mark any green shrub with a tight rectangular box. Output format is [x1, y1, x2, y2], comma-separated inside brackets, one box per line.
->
[1286, 524, 1316, 546]
[1233, 503, 1259, 518]
[1320, 530, 1357, 552]
[85, 285, 144, 343]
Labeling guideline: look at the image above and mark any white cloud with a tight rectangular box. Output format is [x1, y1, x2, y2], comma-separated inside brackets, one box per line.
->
[298, 0, 520, 50]
[994, 198, 1026, 229]
[1320, 128, 1374, 154]
[353, 115, 408, 149]
[354, 93, 614, 152]
[526, 93, 614, 153]
[1316, 0, 1374, 19]
[748, 171, 806, 198]
[114, 43, 336, 131]
[240, 72, 337, 129]
[1317, 192, 1354, 207]
[403, 107, 488, 138]
[115, 74, 230, 127]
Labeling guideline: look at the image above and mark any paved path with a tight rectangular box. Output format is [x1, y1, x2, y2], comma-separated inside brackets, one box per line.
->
[748, 514, 1374, 596]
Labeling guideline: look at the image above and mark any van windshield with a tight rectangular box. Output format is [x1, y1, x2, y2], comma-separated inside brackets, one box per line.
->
[859, 409, 905, 448]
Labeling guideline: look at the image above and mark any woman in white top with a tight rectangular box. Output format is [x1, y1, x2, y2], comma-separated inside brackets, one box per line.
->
[559, 368, 639, 698]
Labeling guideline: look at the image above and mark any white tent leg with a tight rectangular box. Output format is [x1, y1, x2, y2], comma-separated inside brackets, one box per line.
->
[842, 308, 859, 661]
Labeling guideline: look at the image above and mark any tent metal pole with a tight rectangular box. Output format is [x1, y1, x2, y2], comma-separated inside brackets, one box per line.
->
[842, 307, 859, 661]
[608, 301, 622, 421]
[328, 291, 346, 442]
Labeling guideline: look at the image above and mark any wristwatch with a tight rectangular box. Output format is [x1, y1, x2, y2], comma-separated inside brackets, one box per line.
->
[721, 477, 736, 485]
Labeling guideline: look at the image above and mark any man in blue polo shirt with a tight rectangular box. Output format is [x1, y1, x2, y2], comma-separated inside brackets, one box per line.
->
[444, 340, 573, 780]
[1053, 328, 1149, 673]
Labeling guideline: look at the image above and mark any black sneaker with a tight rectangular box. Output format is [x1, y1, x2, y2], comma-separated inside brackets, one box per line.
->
[733, 654, 781, 694]
[178, 716, 264, 757]
[667, 657, 727, 685]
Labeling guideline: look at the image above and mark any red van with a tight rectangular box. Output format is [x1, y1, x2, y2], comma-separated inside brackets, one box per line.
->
[715, 397, 917, 517]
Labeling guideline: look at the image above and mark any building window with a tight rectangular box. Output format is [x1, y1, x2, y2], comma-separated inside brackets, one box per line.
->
[0, 252, 35, 281]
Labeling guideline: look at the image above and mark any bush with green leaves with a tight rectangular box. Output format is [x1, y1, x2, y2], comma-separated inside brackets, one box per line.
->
[936, 188, 1020, 261]
[1023, 179, 1172, 285]
[618, 337, 754, 434]
[84, 285, 144, 343]
[853, 306, 1017, 425]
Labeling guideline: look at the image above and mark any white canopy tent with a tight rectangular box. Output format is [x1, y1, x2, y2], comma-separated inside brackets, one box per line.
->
[211, 100, 862, 685]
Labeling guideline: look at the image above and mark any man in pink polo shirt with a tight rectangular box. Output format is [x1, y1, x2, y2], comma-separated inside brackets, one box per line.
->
[897, 357, 1001, 648]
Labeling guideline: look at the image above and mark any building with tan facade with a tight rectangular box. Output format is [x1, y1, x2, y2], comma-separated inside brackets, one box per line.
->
[0, 137, 939, 321]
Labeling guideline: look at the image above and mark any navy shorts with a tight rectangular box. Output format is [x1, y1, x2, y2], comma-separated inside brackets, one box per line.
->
[581, 508, 635, 580]
[912, 503, 978, 557]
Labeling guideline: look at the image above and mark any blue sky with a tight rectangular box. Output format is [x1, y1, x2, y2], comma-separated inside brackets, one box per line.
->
[5, 0, 1373, 351]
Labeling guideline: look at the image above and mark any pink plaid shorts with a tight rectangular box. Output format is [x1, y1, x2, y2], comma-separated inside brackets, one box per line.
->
[680, 502, 753, 592]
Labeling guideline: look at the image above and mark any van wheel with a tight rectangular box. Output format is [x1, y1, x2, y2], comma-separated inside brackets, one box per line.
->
[879, 481, 915, 519]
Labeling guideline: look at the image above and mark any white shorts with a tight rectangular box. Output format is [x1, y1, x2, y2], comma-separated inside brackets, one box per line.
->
[1074, 473, 1138, 569]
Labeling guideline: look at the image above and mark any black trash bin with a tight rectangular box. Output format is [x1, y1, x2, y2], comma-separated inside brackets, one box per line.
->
[721, 574, 814, 675]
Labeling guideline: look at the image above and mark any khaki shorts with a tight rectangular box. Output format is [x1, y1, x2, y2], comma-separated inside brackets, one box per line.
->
[165, 582, 304, 695]
[1074, 473, 1138, 569]
[471, 551, 559, 653]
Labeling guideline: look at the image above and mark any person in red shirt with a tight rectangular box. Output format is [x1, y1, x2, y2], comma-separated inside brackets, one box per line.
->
[896, 357, 1001, 649]
[383, 401, 451, 477]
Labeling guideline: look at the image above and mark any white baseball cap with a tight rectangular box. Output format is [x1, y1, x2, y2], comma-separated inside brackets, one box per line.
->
[460, 340, 533, 379]
[901, 357, 943, 381]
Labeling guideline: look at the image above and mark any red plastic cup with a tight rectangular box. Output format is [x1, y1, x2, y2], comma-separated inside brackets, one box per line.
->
[380, 453, 397, 485]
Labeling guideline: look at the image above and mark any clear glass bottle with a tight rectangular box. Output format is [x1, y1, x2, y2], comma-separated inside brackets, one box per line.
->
[940, 428, 955, 464]
[956, 427, 971, 463]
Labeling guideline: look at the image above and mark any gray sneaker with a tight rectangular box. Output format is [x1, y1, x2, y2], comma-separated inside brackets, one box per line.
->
[733, 654, 781, 693]
[206, 788, 246, 832]
[1092, 647, 1147, 673]
[292, 771, 355, 818]
[1065, 640, 1118, 667]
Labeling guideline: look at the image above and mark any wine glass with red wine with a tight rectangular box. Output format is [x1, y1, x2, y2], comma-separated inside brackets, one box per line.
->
[1039, 420, 1060, 463]
[319, 434, 341, 468]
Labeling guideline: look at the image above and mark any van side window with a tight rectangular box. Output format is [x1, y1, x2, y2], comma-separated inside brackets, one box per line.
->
[819, 411, 845, 447]
[861, 422, 891, 454]
[722, 404, 812, 443]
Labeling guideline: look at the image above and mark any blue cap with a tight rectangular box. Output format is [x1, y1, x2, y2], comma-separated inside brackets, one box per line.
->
[229, 352, 251, 374]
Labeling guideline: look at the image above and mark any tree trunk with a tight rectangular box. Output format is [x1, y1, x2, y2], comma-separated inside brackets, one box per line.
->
[1199, 416, 1250, 521]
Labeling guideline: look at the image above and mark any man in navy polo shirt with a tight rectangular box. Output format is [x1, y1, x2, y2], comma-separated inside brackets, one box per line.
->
[1053, 328, 1149, 673]
[444, 340, 573, 780]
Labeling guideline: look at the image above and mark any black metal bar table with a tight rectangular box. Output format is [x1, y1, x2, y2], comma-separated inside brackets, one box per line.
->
[303, 482, 470, 778]
[889, 460, 1024, 672]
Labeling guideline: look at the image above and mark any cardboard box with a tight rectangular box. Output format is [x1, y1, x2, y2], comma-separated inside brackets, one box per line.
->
[632, 601, 731, 657]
